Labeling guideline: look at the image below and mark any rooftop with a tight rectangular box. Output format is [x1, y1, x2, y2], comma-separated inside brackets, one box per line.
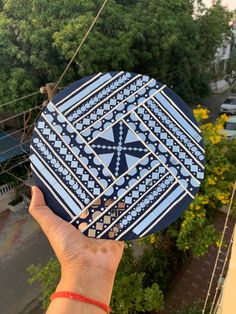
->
[0, 130, 30, 163]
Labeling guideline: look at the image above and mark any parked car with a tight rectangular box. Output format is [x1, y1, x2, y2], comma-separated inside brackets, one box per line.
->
[220, 96, 236, 115]
[220, 116, 236, 139]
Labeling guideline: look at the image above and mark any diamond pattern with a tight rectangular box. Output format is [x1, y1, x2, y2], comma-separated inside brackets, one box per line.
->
[133, 108, 203, 179]
[32, 71, 205, 242]
[91, 121, 148, 177]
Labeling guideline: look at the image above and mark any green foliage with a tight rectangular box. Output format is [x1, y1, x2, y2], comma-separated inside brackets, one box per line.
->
[27, 257, 61, 310]
[27, 246, 165, 313]
[112, 245, 164, 313]
[0, 0, 233, 111]
[176, 216, 219, 256]
[111, 272, 164, 314]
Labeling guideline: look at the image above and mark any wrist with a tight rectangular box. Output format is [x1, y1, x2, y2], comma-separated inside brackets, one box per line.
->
[56, 266, 116, 305]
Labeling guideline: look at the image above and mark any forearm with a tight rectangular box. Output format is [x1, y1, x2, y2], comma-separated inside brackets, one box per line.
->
[46, 267, 115, 314]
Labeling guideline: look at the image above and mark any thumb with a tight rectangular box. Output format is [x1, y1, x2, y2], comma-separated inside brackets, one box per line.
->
[30, 185, 46, 208]
[29, 186, 65, 239]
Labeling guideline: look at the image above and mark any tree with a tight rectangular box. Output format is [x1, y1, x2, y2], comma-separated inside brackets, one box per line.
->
[132, 0, 232, 101]
[0, 0, 233, 111]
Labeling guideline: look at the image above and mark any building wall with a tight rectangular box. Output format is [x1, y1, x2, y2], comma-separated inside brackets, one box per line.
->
[217, 225, 236, 314]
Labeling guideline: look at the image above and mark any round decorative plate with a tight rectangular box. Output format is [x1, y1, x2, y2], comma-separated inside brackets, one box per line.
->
[30, 71, 205, 240]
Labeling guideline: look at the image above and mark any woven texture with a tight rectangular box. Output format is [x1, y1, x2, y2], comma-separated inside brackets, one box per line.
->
[30, 71, 205, 240]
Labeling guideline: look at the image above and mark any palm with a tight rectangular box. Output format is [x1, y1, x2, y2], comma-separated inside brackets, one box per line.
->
[44, 209, 124, 275]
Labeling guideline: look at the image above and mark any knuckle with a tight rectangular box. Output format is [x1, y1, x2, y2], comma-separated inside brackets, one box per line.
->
[28, 205, 34, 215]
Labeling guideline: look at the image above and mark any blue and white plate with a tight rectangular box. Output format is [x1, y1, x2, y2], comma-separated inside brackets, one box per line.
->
[30, 71, 205, 240]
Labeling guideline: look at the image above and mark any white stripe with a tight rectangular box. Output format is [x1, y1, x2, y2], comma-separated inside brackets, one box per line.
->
[31, 147, 85, 211]
[97, 172, 170, 238]
[142, 103, 204, 169]
[155, 93, 201, 143]
[55, 72, 102, 107]
[133, 184, 184, 235]
[139, 192, 187, 237]
[30, 163, 74, 218]
[162, 91, 201, 133]
[70, 151, 152, 223]
[78, 74, 143, 130]
[122, 119, 195, 199]
[72, 157, 160, 227]
[116, 181, 179, 240]
[65, 71, 124, 115]
[59, 73, 113, 112]
[151, 97, 204, 153]
[49, 103, 116, 180]
[132, 112, 201, 185]
[88, 84, 166, 145]
[42, 113, 105, 189]
[34, 127, 94, 198]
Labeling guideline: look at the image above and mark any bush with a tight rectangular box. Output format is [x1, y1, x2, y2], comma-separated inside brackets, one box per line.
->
[27, 246, 165, 313]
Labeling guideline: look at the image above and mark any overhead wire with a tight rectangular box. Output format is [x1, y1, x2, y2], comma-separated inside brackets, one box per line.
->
[0, 0, 109, 127]
[0, 124, 34, 141]
[0, 158, 29, 180]
[4, 158, 30, 183]
[0, 0, 109, 184]
[0, 140, 30, 158]
[0, 139, 30, 176]
[0, 91, 40, 111]
[52, 0, 109, 94]
[0, 103, 43, 125]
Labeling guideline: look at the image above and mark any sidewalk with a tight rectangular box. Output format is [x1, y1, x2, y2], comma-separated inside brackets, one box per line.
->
[157, 212, 235, 313]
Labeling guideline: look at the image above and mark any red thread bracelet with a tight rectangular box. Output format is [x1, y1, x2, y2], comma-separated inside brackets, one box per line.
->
[50, 291, 111, 313]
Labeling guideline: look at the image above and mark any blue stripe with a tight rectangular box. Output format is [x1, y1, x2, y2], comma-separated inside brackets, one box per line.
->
[154, 93, 202, 142]
[58, 73, 112, 112]
[133, 184, 184, 235]
[30, 154, 82, 215]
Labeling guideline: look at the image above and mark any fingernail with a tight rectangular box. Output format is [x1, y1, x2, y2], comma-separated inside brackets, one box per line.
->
[31, 186, 35, 196]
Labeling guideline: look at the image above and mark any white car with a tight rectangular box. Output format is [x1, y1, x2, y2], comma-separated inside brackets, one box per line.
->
[220, 96, 236, 115]
[221, 116, 236, 138]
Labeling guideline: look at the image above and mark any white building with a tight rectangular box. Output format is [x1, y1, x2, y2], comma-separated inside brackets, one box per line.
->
[211, 19, 236, 92]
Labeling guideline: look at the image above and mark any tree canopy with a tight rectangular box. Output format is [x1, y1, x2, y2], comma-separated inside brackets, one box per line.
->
[0, 0, 233, 110]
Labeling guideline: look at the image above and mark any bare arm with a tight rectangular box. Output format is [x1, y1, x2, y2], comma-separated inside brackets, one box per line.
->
[29, 186, 124, 314]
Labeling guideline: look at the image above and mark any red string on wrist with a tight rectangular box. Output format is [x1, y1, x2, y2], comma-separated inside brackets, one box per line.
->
[50, 291, 111, 313]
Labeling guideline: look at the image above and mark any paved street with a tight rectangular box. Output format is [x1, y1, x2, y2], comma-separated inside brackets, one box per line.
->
[0, 227, 54, 314]
[0, 210, 39, 258]
[201, 89, 232, 121]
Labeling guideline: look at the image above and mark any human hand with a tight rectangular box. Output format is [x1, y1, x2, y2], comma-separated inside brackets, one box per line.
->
[29, 186, 124, 308]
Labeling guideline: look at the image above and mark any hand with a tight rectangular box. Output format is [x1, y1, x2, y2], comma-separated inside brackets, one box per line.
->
[29, 186, 124, 308]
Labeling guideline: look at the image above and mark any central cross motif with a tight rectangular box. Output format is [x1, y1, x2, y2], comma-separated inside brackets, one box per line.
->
[91, 121, 148, 177]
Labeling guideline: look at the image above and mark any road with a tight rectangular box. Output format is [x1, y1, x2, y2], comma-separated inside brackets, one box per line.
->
[201, 89, 232, 121]
[0, 229, 54, 314]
